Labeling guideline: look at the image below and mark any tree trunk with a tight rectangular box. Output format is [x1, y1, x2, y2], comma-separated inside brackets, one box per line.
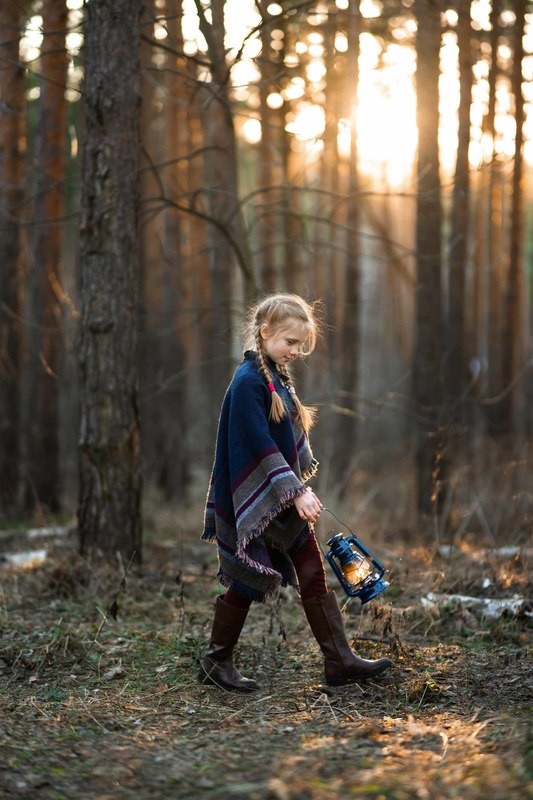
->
[138, 0, 160, 493]
[447, 0, 473, 428]
[78, 0, 143, 563]
[279, 23, 302, 296]
[413, 0, 445, 515]
[24, 0, 68, 514]
[334, 1, 362, 493]
[313, 3, 340, 467]
[500, 0, 526, 432]
[195, 0, 253, 414]
[485, 0, 505, 435]
[257, 0, 279, 292]
[0, 3, 24, 517]
[158, 0, 190, 499]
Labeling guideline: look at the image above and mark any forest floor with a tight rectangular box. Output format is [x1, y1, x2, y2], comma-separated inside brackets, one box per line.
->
[0, 505, 532, 800]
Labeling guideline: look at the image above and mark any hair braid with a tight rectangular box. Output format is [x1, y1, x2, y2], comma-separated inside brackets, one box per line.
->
[278, 365, 317, 433]
[255, 332, 286, 424]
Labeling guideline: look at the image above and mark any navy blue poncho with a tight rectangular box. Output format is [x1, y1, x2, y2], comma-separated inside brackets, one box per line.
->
[202, 351, 319, 601]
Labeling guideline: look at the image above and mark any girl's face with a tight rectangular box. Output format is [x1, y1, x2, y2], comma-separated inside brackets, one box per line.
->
[260, 320, 310, 366]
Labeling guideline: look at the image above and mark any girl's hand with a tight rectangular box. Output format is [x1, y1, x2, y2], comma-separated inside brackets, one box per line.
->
[294, 490, 323, 523]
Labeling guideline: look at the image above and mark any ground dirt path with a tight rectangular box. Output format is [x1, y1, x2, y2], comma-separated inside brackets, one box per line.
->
[0, 523, 531, 799]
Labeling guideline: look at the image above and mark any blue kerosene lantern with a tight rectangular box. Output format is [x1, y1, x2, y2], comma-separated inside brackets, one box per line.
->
[326, 531, 390, 604]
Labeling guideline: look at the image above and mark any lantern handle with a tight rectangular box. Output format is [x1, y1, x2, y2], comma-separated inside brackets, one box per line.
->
[320, 507, 386, 571]
[321, 507, 355, 535]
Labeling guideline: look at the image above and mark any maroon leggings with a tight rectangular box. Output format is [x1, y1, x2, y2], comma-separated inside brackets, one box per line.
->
[222, 530, 328, 609]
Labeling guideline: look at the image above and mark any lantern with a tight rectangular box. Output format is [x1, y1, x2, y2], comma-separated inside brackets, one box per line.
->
[326, 531, 389, 604]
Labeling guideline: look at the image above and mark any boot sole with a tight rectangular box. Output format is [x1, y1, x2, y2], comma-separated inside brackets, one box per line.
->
[198, 670, 259, 693]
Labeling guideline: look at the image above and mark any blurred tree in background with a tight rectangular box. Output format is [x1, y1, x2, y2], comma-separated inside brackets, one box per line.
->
[0, 1, 26, 516]
[23, 0, 67, 515]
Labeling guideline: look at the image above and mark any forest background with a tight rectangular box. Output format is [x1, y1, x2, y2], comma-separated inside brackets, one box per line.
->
[0, 0, 532, 555]
[0, 2, 532, 798]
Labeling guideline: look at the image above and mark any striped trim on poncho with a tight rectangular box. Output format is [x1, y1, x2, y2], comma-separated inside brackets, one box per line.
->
[202, 351, 318, 601]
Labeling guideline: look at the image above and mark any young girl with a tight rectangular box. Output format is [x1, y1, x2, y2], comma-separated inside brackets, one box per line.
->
[200, 293, 392, 691]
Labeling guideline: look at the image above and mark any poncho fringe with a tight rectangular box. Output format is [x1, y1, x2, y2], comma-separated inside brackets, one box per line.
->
[235, 485, 309, 573]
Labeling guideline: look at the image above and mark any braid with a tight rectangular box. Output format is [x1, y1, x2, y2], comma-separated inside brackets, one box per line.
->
[255, 333, 286, 423]
[278, 366, 317, 433]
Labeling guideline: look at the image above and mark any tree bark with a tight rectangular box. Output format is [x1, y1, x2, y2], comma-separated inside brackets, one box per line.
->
[500, 0, 526, 432]
[257, 0, 279, 292]
[447, 0, 473, 427]
[413, 0, 445, 514]
[78, 0, 143, 563]
[158, 0, 190, 499]
[0, 2, 24, 516]
[195, 0, 254, 416]
[485, 0, 505, 435]
[138, 0, 159, 493]
[24, 0, 68, 514]
[334, 1, 362, 492]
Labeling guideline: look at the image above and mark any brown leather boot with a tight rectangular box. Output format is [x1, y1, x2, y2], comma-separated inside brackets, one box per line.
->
[199, 596, 259, 692]
[302, 591, 392, 686]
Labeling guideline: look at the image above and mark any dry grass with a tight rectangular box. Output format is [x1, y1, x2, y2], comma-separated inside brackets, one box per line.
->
[0, 486, 532, 800]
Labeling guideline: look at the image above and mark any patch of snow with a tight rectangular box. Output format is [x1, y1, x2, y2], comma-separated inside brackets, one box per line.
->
[1, 549, 48, 568]
[421, 591, 530, 619]
[27, 526, 68, 539]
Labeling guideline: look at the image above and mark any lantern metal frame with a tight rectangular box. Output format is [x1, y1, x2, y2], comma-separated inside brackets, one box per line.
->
[321, 509, 390, 604]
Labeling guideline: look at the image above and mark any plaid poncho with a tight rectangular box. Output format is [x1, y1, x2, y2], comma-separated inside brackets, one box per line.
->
[202, 351, 319, 601]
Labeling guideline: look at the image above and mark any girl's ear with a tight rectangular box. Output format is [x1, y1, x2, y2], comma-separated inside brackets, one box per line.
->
[260, 323, 270, 340]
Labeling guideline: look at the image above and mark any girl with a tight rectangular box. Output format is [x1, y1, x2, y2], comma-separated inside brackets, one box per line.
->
[200, 293, 392, 691]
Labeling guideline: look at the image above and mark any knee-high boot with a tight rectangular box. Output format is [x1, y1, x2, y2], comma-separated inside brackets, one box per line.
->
[199, 596, 259, 692]
[302, 591, 392, 686]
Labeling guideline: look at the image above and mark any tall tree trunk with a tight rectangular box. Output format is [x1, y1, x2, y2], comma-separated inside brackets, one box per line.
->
[279, 23, 302, 295]
[78, 0, 143, 563]
[316, 0, 340, 312]
[195, 0, 253, 415]
[446, 0, 473, 427]
[500, 0, 526, 432]
[158, 0, 190, 499]
[24, 0, 68, 514]
[185, 56, 213, 462]
[333, 1, 362, 493]
[257, 0, 278, 292]
[413, 0, 445, 515]
[313, 2, 340, 467]
[486, 0, 505, 435]
[0, 3, 24, 517]
[138, 0, 160, 492]
[280, 131, 301, 295]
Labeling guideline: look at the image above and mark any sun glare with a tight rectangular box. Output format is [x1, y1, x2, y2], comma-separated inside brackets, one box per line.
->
[355, 40, 418, 186]
[242, 117, 261, 144]
[20, 15, 43, 62]
[286, 103, 325, 143]
[20, 0, 533, 177]
[232, 0, 533, 179]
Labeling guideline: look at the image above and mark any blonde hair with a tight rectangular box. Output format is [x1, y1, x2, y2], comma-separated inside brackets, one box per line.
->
[243, 293, 320, 433]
